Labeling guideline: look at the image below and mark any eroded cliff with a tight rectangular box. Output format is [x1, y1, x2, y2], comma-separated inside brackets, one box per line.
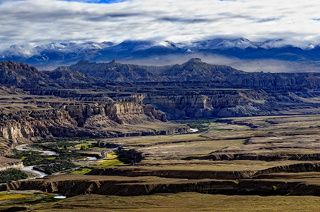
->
[0, 94, 180, 156]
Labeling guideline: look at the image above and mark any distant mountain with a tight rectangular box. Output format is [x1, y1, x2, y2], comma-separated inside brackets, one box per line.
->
[0, 61, 48, 87]
[160, 58, 243, 82]
[68, 60, 162, 82]
[65, 58, 320, 91]
[45, 66, 99, 85]
[0, 61, 98, 88]
[3, 38, 320, 68]
[66, 58, 247, 83]
[3, 59, 320, 91]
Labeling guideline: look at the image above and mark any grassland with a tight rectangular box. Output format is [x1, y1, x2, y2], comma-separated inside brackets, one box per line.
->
[17, 193, 320, 212]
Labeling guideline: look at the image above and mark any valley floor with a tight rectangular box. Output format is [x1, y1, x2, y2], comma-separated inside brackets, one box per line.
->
[4, 114, 320, 210]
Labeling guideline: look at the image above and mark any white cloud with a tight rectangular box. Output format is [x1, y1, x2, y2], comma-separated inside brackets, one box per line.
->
[1, 0, 320, 49]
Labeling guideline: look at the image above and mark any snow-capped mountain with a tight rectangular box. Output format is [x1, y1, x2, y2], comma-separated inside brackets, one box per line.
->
[35, 41, 113, 53]
[1, 38, 320, 67]
[190, 38, 258, 49]
[1, 41, 113, 58]
[1, 44, 37, 58]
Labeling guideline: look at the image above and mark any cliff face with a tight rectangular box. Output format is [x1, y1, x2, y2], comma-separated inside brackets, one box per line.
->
[105, 102, 145, 125]
[0, 98, 170, 155]
[0, 110, 76, 144]
[65, 100, 166, 128]
[143, 90, 268, 119]
[0, 110, 75, 155]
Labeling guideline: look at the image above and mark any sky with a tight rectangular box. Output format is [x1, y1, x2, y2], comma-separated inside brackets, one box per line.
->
[1, 0, 320, 49]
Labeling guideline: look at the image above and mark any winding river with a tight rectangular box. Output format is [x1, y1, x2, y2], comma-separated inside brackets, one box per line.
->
[15, 144, 58, 156]
[21, 166, 47, 178]
[15, 144, 58, 178]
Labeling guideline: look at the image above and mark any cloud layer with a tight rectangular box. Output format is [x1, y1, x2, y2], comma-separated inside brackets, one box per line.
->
[1, 0, 320, 49]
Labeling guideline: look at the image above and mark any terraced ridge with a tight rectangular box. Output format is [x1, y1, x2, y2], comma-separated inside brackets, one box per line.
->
[6, 163, 320, 196]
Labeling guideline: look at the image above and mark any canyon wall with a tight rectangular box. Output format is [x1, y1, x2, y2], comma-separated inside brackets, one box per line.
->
[0, 98, 169, 155]
[143, 90, 270, 119]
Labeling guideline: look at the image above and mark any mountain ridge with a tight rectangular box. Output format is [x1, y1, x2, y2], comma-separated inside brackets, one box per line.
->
[3, 59, 320, 91]
[2, 38, 320, 68]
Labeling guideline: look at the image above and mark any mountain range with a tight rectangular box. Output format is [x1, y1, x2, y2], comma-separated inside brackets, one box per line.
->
[2, 38, 320, 68]
[2, 58, 320, 92]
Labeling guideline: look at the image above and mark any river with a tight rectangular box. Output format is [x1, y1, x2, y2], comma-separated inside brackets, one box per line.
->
[15, 144, 58, 156]
[21, 166, 47, 178]
[15, 144, 58, 178]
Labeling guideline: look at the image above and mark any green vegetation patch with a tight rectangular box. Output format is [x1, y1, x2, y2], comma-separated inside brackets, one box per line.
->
[74, 142, 94, 151]
[0, 169, 28, 183]
[92, 152, 124, 168]
[11, 145, 81, 175]
[35, 161, 76, 175]
[10, 150, 48, 166]
[0, 193, 33, 201]
[71, 168, 92, 175]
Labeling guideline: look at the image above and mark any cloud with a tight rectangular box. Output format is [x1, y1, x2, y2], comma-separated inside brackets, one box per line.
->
[158, 17, 211, 24]
[1, 0, 320, 49]
[63, 0, 124, 3]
